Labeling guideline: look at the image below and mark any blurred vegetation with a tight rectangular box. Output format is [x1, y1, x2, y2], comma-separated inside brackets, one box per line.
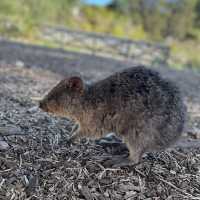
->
[0, 0, 200, 69]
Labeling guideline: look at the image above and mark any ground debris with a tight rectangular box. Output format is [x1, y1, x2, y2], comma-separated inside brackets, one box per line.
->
[0, 125, 23, 136]
[0, 140, 9, 151]
[0, 64, 200, 199]
[187, 128, 200, 139]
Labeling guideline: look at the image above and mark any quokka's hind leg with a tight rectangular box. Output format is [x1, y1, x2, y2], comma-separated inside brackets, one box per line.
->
[126, 142, 143, 164]
[123, 126, 176, 164]
[122, 131, 147, 164]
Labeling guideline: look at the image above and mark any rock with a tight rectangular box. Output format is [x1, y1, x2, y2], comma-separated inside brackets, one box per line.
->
[27, 106, 38, 114]
[15, 60, 25, 68]
[95, 133, 129, 156]
[0, 125, 24, 136]
[95, 132, 122, 145]
[0, 140, 9, 151]
[79, 185, 94, 200]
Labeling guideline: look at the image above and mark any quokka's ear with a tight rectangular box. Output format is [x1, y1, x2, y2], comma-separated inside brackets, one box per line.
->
[68, 76, 84, 92]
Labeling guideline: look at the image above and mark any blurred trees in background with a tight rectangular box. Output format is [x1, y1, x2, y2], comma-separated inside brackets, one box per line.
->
[0, 0, 200, 68]
[0, 0, 81, 37]
[0, 0, 199, 41]
[108, 0, 199, 40]
[106, 0, 200, 69]
[195, 0, 200, 27]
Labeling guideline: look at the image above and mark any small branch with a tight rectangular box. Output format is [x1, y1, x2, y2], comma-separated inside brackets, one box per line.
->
[158, 176, 200, 200]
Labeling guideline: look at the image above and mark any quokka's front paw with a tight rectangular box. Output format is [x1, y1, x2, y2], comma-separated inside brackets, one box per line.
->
[95, 133, 129, 155]
[95, 132, 122, 145]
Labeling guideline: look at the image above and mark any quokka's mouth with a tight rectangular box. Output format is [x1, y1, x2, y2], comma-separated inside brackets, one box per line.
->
[39, 101, 49, 112]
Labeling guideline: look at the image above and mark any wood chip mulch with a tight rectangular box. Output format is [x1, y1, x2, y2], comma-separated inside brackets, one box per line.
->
[0, 65, 200, 200]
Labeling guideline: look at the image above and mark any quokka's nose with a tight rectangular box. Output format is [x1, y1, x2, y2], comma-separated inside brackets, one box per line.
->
[39, 101, 43, 108]
[39, 101, 48, 111]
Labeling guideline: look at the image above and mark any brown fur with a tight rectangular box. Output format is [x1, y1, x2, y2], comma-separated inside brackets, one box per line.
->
[39, 66, 186, 163]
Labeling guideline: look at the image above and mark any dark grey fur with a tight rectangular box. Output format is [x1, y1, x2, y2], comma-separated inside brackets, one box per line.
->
[40, 66, 186, 163]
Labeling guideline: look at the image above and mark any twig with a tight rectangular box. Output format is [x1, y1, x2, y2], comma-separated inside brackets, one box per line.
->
[0, 178, 5, 189]
[158, 176, 200, 200]
[30, 97, 42, 101]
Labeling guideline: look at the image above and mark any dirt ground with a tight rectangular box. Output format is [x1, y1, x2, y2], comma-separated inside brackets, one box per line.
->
[0, 45, 200, 199]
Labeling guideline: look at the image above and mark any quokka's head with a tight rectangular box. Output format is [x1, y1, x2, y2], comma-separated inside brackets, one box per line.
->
[39, 76, 84, 117]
